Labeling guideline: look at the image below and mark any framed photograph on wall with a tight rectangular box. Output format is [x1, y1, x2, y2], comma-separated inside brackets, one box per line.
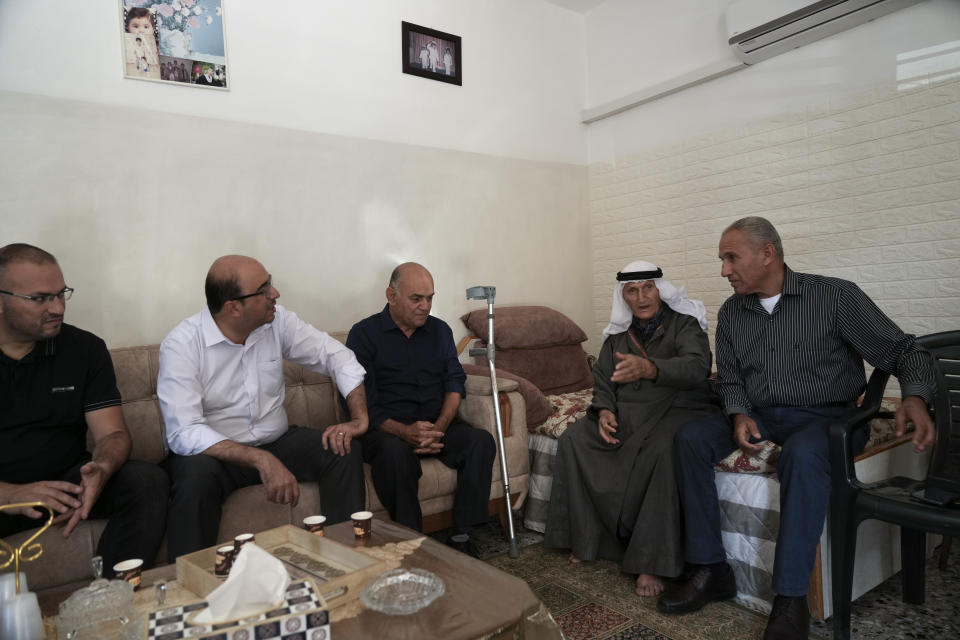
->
[402, 21, 461, 86]
[119, 1, 229, 89]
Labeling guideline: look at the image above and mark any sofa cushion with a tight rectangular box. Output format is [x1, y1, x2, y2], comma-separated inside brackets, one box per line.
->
[460, 306, 587, 349]
[282, 362, 342, 429]
[108, 346, 167, 464]
[111, 346, 157, 402]
[119, 398, 168, 464]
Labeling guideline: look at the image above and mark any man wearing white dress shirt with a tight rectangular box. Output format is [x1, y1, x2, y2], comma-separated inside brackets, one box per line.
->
[157, 255, 369, 561]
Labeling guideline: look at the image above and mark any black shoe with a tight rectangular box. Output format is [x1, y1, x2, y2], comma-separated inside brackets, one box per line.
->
[445, 536, 479, 558]
[657, 565, 737, 614]
[763, 595, 809, 640]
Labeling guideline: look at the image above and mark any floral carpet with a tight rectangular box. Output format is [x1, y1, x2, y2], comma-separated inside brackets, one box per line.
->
[433, 521, 959, 640]
[486, 544, 794, 640]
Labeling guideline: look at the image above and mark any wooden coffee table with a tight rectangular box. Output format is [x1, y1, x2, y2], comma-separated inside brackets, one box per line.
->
[41, 518, 559, 639]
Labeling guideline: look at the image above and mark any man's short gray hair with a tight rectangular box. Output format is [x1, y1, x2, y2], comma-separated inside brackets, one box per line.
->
[388, 266, 402, 290]
[724, 216, 784, 259]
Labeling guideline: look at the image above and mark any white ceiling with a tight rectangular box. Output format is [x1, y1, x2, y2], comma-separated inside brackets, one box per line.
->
[543, 0, 608, 14]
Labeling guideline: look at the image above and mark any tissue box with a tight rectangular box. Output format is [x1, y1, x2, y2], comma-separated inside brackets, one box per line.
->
[146, 579, 329, 640]
[177, 525, 386, 610]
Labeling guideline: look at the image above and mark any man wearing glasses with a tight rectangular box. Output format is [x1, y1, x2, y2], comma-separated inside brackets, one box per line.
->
[0, 243, 168, 576]
[157, 254, 369, 560]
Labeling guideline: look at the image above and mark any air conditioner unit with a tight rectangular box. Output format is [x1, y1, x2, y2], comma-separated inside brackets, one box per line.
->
[726, 0, 924, 64]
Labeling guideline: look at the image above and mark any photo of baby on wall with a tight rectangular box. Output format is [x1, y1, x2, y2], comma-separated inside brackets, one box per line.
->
[120, 1, 228, 89]
[123, 6, 161, 79]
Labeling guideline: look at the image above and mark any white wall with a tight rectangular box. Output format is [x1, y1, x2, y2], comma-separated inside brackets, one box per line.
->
[0, 1, 594, 349]
[0, 91, 590, 348]
[0, 0, 587, 165]
[585, 0, 735, 109]
[587, 0, 960, 163]
[584, 0, 960, 354]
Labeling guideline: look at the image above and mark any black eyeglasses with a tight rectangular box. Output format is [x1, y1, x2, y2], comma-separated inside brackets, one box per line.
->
[0, 287, 74, 304]
[229, 278, 273, 302]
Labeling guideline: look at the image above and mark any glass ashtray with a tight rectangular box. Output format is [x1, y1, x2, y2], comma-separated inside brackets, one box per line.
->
[360, 568, 445, 615]
[58, 578, 140, 639]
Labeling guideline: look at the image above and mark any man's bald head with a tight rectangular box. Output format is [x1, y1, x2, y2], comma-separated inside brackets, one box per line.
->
[388, 262, 432, 291]
[205, 255, 261, 315]
[386, 262, 435, 335]
[0, 243, 58, 288]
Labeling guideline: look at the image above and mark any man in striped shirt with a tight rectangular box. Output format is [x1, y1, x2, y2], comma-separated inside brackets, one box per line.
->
[657, 217, 936, 640]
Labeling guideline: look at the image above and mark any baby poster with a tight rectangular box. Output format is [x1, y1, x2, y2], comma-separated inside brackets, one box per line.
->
[120, 0, 228, 89]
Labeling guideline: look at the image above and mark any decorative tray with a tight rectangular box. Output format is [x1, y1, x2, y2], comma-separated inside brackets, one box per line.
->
[176, 525, 387, 608]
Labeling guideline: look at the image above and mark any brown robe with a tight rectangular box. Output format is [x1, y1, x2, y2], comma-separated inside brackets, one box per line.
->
[544, 306, 719, 577]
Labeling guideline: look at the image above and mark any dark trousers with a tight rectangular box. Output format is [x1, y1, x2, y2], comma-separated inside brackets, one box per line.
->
[0, 460, 169, 577]
[674, 406, 865, 596]
[362, 418, 495, 532]
[162, 425, 365, 562]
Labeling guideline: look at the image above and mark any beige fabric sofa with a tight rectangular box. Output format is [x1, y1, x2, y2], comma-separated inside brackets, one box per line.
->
[3, 334, 529, 591]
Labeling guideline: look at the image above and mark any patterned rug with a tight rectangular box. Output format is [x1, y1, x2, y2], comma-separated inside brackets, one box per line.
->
[434, 521, 959, 640]
[485, 544, 803, 640]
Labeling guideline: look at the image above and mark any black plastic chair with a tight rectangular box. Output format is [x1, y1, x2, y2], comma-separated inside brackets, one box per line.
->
[829, 331, 960, 640]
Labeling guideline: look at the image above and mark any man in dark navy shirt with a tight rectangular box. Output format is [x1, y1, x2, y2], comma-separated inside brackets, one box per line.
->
[0, 244, 168, 575]
[347, 263, 495, 555]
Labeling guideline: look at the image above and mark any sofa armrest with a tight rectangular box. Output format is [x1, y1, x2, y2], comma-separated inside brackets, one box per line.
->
[464, 373, 520, 395]
[460, 374, 526, 443]
[460, 376, 530, 495]
[460, 375, 526, 438]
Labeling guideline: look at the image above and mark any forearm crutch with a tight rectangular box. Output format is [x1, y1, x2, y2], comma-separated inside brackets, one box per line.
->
[466, 285, 519, 558]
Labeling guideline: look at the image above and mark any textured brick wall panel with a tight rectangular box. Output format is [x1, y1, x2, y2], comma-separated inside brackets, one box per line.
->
[588, 76, 960, 356]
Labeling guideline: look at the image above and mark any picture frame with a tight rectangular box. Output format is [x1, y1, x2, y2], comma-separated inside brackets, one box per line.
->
[401, 21, 462, 86]
[119, 0, 229, 90]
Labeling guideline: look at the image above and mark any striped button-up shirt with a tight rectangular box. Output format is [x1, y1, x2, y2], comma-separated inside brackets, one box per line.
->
[715, 266, 935, 416]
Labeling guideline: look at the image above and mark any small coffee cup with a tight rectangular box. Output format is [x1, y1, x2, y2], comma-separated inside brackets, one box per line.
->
[351, 510, 373, 538]
[234, 532, 255, 551]
[113, 558, 143, 589]
[215, 545, 235, 577]
[303, 515, 327, 536]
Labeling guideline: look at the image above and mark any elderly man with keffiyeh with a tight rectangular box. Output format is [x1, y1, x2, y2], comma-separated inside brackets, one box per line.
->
[544, 260, 721, 597]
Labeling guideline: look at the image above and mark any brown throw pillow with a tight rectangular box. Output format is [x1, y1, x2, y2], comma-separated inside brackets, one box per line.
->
[462, 364, 553, 430]
[474, 345, 593, 395]
[460, 306, 587, 349]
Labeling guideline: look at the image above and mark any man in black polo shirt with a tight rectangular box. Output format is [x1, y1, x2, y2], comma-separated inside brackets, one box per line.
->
[347, 263, 495, 556]
[0, 244, 168, 575]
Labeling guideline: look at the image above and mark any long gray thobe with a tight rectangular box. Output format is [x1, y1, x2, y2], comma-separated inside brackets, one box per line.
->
[544, 306, 719, 577]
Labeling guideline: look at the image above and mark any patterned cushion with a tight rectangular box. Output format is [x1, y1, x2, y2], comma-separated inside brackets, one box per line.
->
[864, 397, 903, 449]
[716, 397, 907, 474]
[716, 440, 780, 474]
[534, 389, 594, 438]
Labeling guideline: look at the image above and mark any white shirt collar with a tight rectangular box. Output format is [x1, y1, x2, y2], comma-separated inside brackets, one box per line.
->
[200, 306, 275, 349]
[200, 307, 232, 348]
